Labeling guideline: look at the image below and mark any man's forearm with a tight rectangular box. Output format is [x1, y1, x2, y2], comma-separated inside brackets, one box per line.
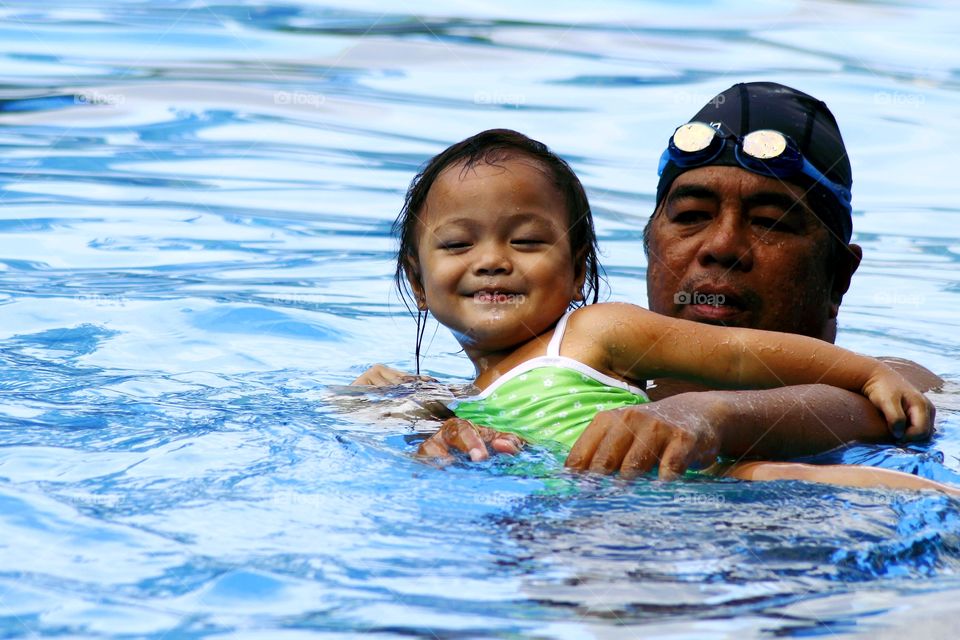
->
[708, 384, 893, 459]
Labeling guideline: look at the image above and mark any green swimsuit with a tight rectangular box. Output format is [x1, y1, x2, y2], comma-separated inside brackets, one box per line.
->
[450, 311, 650, 451]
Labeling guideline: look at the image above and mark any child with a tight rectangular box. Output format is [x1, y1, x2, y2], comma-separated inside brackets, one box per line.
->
[389, 128, 952, 494]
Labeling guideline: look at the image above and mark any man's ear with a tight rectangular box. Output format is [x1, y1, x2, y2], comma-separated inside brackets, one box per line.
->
[829, 242, 862, 318]
[403, 254, 427, 310]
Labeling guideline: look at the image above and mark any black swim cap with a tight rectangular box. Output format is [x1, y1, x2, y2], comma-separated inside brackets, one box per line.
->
[656, 82, 853, 243]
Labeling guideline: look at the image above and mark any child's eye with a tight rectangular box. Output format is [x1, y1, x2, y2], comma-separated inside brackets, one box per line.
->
[438, 240, 471, 251]
[511, 238, 545, 247]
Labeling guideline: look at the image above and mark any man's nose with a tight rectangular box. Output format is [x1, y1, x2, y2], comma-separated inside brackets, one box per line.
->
[696, 215, 754, 271]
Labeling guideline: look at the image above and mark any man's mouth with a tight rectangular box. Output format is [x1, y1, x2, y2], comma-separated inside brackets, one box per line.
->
[677, 285, 751, 323]
[689, 302, 742, 322]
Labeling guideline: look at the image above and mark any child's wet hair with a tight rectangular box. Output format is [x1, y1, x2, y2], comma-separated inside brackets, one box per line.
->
[393, 128, 601, 315]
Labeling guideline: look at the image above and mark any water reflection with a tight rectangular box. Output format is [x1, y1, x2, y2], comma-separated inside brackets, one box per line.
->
[2, 0, 960, 637]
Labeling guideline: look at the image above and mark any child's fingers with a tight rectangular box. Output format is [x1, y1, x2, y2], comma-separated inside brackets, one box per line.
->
[416, 433, 454, 460]
[351, 364, 409, 386]
[416, 418, 488, 461]
[440, 418, 490, 461]
[875, 394, 908, 439]
[902, 394, 935, 441]
[490, 434, 524, 455]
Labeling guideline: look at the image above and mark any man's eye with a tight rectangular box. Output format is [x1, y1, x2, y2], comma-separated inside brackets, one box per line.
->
[752, 217, 793, 232]
[671, 210, 711, 224]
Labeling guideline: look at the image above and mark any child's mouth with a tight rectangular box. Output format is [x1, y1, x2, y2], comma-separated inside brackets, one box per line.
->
[473, 291, 522, 305]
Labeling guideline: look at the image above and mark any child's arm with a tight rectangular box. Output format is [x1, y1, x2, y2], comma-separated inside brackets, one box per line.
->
[573, 304, 934, 437]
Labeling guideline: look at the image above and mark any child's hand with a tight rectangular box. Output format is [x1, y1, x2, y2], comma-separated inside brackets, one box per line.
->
[351, 364, 436, 386]
[862, 365, 935, 440]
[417, 418, 524, 462]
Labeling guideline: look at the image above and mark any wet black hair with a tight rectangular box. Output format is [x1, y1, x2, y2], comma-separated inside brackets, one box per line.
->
[393, 128, 601, 374]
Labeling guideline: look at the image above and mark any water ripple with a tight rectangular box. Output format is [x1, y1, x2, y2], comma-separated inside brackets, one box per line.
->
[2, 1, 960, 637]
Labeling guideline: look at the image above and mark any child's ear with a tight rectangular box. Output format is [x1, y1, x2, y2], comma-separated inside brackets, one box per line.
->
[572, 247, 589, 302]
[404, 254, 427, 310]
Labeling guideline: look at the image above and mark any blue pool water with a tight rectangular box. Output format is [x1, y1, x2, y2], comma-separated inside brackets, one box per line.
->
[2, 1, 960, 637]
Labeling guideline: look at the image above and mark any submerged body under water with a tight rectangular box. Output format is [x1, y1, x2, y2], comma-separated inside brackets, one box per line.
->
[2, 0, 960, 637]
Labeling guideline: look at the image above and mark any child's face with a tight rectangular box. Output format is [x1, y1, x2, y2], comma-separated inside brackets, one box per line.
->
[410, 156, 584, 357]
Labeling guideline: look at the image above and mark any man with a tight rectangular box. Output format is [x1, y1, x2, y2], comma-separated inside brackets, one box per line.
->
[356, 82, 941, 478]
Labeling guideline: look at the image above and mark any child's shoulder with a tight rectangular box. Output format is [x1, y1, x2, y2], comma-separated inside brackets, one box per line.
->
[559, 303, 667, 378]
[565, 302, 680, 350]
[568, 301, 657, 325]
[562, 302, 663, 348]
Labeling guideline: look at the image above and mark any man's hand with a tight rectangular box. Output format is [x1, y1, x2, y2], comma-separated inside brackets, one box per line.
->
[565, 394, 726, 480]
[351, 364, 436, 386]
[417, 417, 524, 462]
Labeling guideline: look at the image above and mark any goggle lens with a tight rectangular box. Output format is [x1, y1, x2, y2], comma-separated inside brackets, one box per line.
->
[672, 122, 718, 153]
[741, 129, 787, 160]
[659, 122, 851, 214]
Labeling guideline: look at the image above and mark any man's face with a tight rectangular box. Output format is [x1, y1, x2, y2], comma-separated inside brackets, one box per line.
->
[646, 165, 858, 341]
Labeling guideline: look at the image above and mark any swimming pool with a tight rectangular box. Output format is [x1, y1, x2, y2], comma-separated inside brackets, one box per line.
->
[2, 1, 960, 637]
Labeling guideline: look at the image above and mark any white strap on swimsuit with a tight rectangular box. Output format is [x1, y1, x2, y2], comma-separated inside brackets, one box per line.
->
[456, 310, 649, 402]
[545, 308, 571, 357]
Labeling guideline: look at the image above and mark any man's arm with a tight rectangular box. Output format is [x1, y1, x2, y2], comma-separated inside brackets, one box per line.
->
[708, 384, 897, 458]
[565, 383, 926, 479]
[645, 356, 941, 453]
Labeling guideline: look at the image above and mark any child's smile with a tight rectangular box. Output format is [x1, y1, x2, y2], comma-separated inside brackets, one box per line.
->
[472, 290, 524, 305]
[410, 156, 584, 364]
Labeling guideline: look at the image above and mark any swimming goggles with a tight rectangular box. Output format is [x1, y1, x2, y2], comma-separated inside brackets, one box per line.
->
[657, 121, 852, 214]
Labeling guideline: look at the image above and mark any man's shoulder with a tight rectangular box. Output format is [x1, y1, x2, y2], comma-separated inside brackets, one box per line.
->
[877, 356, 943, 392]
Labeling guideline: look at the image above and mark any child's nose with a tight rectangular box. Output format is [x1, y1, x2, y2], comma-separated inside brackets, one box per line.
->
[473, 246, 512, 275]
